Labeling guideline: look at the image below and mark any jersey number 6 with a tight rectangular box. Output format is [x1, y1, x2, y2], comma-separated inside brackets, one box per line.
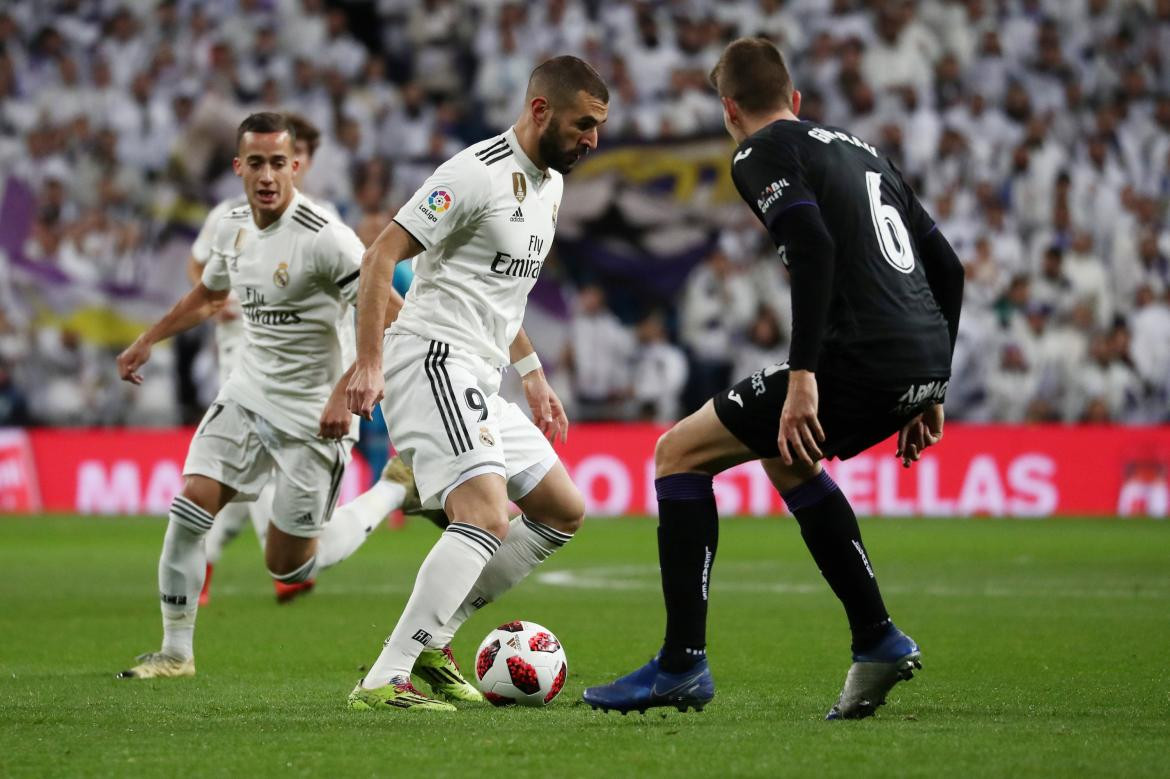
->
[865, 171, 914, 274]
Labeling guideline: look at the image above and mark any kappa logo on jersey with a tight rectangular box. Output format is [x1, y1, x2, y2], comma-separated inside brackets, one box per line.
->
[273, 262, 290, 288]
[419, 188, 454, 223]
[512, 172, 527, 202]
[727, 390, 744, 407]
[757, 179, 791, 214]
[733, 147, 753, 164]
[509, 207, 525, 223]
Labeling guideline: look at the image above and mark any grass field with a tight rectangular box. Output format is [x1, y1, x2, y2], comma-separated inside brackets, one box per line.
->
[1, 514, 1168, 778]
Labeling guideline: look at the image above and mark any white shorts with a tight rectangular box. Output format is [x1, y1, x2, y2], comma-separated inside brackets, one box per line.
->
[184, 399, 352, 538]
[380, 332, 557, 511]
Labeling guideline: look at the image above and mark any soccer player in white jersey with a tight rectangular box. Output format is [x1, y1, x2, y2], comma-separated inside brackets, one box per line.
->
[190, 113, 328, 605]
[113, 113, 403, 680]
[188, 113, 425, 606]
[344, 57, 609, 711]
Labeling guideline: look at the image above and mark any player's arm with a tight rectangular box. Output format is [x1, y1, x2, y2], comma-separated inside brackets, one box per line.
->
[731, 138, 830, 466]
[116, 282, 230, 385]
[511, 327, 568, 443]
[345, 221, 422, 418]
[896, 192, 963, 466]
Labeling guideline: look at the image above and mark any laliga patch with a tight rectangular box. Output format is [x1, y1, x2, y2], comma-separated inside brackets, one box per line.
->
[418, 188, 454, 224]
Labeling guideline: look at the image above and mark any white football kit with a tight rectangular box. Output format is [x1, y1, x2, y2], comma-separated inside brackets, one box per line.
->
[193, 194, 342, 384]
[187, 191, 364, 537]
[382, 128, 561, 509]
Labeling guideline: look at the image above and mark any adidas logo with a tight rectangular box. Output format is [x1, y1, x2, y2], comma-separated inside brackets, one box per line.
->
[509, 207, 525, 222]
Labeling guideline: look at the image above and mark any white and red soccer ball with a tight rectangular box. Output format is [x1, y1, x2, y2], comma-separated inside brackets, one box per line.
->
[474, 620, 568, 706]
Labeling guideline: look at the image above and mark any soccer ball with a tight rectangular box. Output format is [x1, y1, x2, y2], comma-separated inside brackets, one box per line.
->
[474, 620, 568, 706]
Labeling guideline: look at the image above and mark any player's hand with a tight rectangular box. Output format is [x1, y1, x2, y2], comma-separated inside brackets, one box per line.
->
[116, 336, 152, 385]
[523, 370, 569, 444]
[896, 403, 944, 468]
[346, 363, 384, 420]
[777, 369, 824, 467]
[318, 390, 352, 440]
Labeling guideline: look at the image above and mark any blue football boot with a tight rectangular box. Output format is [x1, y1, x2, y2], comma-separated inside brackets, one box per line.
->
[583, 654, 715, 714]
[826, 624, 921, 720]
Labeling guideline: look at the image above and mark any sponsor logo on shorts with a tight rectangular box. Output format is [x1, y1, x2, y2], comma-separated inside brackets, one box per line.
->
[294, 512, 314, 527]
[892, 380, 948, 416]
[479, 426, 495, 447]
[727, 390, 743, 408]
[751, 370, 767, 396]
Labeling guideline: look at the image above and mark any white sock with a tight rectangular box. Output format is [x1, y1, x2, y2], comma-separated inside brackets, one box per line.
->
[315, 480, 402, 570]
[159, 496, 213, 660]
[429, 515, 572, 647]
[250, 482, 275, 550]
[203, 501, 250, 565]
[363, 523, 500, 689]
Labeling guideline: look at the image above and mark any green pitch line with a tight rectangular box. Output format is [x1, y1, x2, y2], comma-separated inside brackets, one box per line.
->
[1, 515, 1167, 778]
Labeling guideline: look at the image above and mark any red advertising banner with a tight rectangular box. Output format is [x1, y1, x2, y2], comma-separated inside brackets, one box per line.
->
[7, 425, 1170, 517]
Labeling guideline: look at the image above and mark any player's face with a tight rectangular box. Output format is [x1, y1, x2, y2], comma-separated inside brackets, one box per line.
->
[233, 131, 299, 218]
[539, 92, 608, 174]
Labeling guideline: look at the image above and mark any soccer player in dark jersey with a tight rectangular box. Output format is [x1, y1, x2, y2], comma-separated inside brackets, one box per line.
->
[584, 38, 964, 719]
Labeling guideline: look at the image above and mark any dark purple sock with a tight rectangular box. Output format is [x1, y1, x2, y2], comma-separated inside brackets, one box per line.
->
[656, 472, 718, 672]
[783, 470, 891, 653]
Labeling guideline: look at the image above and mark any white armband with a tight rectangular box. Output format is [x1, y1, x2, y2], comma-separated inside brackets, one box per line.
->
[512, 352, 542, 377]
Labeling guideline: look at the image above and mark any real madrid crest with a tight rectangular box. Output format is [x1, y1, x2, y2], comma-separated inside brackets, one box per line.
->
[512, 172, 527, 203]
[479, 426, 495, 447]
[551, 201, 558, 228]
[273, 261, 290, 288]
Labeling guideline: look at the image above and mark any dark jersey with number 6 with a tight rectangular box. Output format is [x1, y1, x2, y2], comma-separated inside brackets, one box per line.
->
[730, 119, 952, 379]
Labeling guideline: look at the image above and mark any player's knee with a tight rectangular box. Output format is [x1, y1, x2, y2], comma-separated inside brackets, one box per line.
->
[654, 426, 691, 478]
[545, 488, 586, 535]
[450, 506, 511, 540]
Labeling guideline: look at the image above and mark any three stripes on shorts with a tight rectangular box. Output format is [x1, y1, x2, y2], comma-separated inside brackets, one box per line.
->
[425, 340, 473, 455]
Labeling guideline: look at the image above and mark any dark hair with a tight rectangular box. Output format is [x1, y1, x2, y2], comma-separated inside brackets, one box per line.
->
[527, 55, 609, 109]
[283, 112, 320, 157]
[236, 111, 295, 149]
[709, 37, 793, 115]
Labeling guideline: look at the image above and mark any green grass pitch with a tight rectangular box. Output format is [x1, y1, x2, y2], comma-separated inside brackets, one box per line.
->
[1, 515, 1168, 777]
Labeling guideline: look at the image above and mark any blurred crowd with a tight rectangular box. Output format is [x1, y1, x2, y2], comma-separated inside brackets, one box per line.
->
[0, 0, 1168, 427]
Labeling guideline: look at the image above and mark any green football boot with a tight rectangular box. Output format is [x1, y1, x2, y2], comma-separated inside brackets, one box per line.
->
[413, 646, 484, 703]
[347, 676, 457, 712]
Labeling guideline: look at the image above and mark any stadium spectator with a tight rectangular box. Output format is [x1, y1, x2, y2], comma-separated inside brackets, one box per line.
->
[630, 312, 688, 423]
[0, 0, 1167, 428]
[562, 284, 634, 421]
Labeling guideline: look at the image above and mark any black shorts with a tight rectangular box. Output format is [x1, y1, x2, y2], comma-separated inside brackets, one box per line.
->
[712, 363, 949, 461]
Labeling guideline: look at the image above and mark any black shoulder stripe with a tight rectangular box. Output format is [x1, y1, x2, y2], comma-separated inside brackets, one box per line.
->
[481, 149, 513, 166]
[474, 138, 508, 159]
[295, 205, 327, 227]
[336, 269, 360, 288]
[226, 212, 249, 220]
[291, 214, 322, 232]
